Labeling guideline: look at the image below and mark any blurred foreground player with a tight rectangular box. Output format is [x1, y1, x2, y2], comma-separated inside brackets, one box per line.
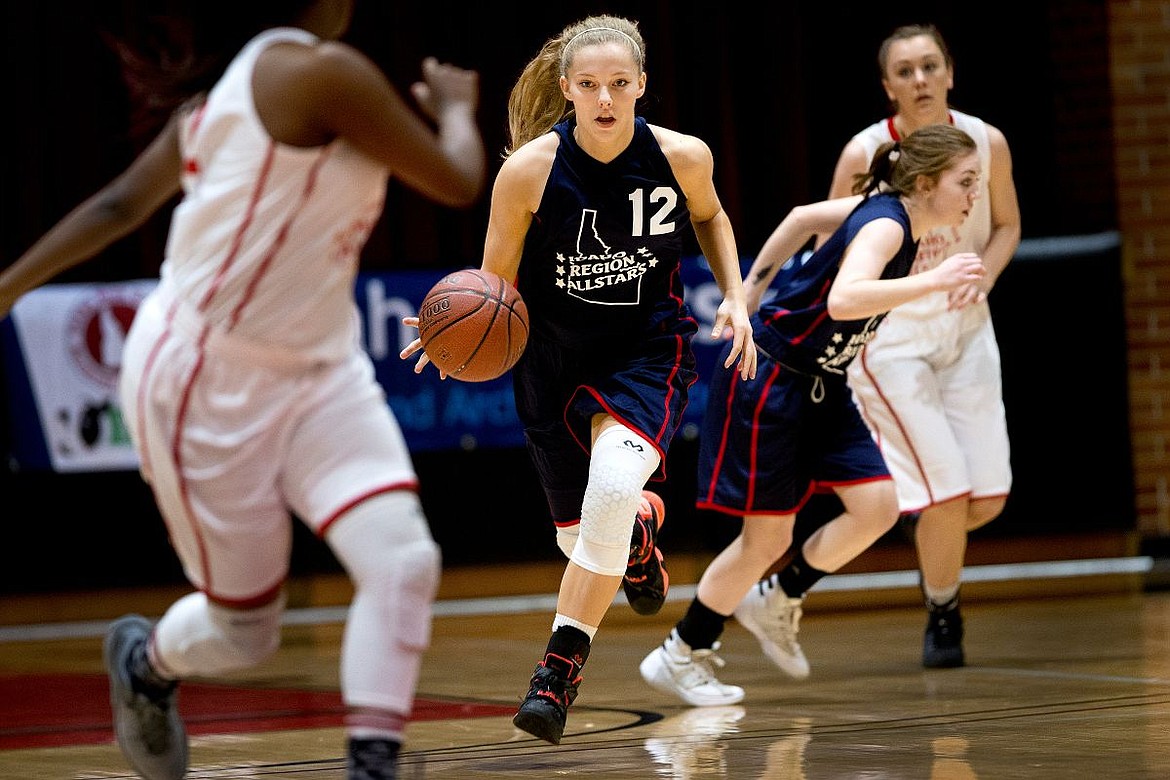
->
[0, 1, 485, 777]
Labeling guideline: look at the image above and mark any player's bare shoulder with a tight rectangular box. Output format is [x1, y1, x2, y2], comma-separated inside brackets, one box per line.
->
[982, 121, 1013, 157]
[648, 124, 713, 172]
[259, 38, 374, 94]
[647, 123, 715, 199]
[494, 132, 559, 211]
[311, 39, 374, 73]
[838, 137, 874, 173]
[506, 131, 558, 168]
[255, 38, 380, 124]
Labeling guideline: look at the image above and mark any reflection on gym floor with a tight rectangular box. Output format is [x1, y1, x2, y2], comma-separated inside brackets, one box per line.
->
[1, 584, 1167, 779]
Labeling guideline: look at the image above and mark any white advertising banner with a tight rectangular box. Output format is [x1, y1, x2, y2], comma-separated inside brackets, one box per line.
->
[2, 258, 744, 472]
[9, 280, 157, 472]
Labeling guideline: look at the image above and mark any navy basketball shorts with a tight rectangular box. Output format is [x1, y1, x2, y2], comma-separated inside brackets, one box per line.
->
[514, 327, 697, 524]
[695, 347, 889, 517]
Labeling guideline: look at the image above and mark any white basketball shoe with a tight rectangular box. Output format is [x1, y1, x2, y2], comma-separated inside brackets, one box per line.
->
[639, 629, 745, 706]
[734, 574, 811, 680]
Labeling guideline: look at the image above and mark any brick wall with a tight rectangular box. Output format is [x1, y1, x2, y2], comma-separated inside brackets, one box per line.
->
[1109, 1, 1170, 540]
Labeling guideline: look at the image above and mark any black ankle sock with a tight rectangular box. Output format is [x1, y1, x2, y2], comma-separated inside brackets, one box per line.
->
[927, 592, 961, 612]
[675, 597, 728, 650]
[347, 737, 401, 780]
[776, 550, 828, 598]
[545, 626, 591, 672]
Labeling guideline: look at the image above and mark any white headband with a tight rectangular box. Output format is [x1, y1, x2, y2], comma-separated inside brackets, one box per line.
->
[566, 26, 642, 61]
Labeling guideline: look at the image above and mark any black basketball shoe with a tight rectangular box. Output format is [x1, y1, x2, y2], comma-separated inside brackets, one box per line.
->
[923, 594, 965, 668]
[513, 653, 582, 744]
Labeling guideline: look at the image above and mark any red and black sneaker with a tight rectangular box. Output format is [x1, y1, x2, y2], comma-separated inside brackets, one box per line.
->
[512, 653, 582, 744]
[623, 490, 669, 616]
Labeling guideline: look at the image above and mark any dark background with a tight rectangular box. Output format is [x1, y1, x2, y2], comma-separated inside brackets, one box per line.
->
[1, 2, 1131, 594]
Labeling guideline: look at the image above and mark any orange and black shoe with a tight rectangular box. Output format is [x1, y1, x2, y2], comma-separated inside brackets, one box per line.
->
[623, 490, 669, 616]
[513, 653, 582, 745]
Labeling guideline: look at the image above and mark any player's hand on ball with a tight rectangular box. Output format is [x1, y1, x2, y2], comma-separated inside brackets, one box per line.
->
[399, 316, 448, 380]
[413, 269, 528, 382]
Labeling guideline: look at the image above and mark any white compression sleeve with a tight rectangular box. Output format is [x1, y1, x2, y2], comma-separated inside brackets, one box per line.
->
[570, 425, 660, 576]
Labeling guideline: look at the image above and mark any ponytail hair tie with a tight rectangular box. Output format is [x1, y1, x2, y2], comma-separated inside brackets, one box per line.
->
[888, 141, 901, 163]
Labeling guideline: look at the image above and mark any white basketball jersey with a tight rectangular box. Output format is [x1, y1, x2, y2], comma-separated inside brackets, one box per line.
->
[161, 27, 389, 361]
[849, 110, 992, 318]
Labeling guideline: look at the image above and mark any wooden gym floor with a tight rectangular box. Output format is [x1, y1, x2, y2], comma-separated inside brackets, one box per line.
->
[1, 534, 1168, 779]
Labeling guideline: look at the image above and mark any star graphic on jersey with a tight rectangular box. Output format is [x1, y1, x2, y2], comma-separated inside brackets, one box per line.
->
[831, 333, 843, 343]
[556, 277, 566, 288]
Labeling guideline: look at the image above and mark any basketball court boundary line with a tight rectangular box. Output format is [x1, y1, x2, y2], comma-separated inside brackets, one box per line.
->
[0, 556, 1154, 643]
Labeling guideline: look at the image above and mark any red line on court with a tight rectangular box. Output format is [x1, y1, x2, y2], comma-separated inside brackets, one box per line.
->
[0, 674, 515, 749]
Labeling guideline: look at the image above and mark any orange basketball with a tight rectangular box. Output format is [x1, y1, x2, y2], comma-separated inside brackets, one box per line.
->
[417, 269, 529, 382]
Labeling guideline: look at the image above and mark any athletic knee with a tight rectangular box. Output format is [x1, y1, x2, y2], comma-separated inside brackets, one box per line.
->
[571, 536, 628, 576]
[208, 597, 284, 666]
[742, 519, 794, 566]
[327, 491, 441, 649]
[556, 525, 580, 559]
[572, 462, 644, 576]
[847, 491, 901, 538]
[384, 538, 442, 651]
[349, 531, 441, 617]
[967, 496, 1006, 531]
[329, 491, 438, 586]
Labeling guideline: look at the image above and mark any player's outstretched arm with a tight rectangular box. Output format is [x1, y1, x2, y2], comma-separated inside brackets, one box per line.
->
[0, 117, 183, 317]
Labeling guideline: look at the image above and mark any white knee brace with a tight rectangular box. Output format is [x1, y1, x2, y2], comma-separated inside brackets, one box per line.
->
[570, 425, 661, 577]
[153, 591, 286, 678]
[556, 525, 580, 559]
[329, 491, 442, 650]
[328, 490, 442, 712]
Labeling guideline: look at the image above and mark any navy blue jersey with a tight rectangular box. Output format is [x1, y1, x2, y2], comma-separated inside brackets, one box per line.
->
[516, 117, 692, 348]
[753, 193, 917, 377]
[697, 193, 914, 517]
[510, 117, 701, 522]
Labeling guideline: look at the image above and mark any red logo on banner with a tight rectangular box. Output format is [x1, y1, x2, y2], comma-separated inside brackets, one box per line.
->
[66, 292, 141, 387]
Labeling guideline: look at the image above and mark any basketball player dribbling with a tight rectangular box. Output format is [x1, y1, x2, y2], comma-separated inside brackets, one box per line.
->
[403, 13, 756, 745]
